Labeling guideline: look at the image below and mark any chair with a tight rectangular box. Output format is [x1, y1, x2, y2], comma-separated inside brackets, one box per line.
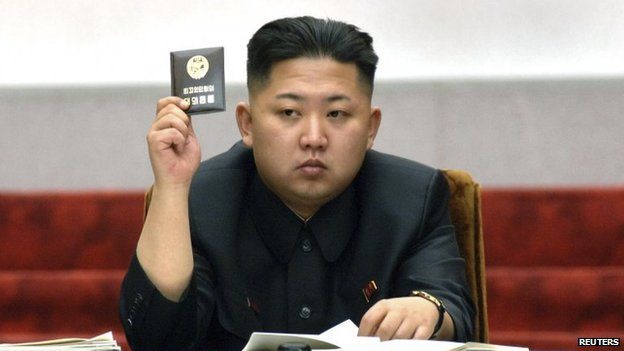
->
[141, 170, 490, 341]
[143, 185, 153, 220]
[442, 169, 489, 342]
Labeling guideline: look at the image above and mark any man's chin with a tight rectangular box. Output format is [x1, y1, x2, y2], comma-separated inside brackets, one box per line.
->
[293, 185, 343, 205]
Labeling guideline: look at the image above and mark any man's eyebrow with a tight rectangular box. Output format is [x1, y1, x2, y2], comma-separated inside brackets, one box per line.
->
[275, 93, 303, 101]
[326, 94, 351, 103]
[274, 93, 352, 103]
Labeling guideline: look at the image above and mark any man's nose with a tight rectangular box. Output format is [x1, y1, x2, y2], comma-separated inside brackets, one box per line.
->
[300, 114, 328, 150]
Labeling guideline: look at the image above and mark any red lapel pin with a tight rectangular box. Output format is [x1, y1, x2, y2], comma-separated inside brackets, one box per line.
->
[246, 296, 260, 315]
[361, 280, 378, 303]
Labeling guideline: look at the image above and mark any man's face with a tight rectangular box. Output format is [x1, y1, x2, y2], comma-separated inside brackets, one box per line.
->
[236, 57, 381, 218]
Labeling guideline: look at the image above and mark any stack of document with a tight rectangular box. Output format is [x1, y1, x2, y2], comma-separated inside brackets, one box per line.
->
[0, 332, 120, 351]
[243, 320, 529, 351]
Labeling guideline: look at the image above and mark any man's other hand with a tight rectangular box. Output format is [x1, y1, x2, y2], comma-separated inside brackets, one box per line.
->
[358, 296, 450, 340]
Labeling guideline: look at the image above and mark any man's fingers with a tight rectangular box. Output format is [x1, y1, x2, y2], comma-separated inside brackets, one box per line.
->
[155, 103, 190, 125]
[373, 312, 402, 341]
[146, 96, 201, 187]
[148, 114, 191, 153]
[156, 96, 190, 114]
[359, 297, 443, 341]
[358, 300, 388, 337]
[149, 128, 186, 152]
[392, 318, 419, 340]
[151, 114, 189, 136]
[413, 324, 433, 340]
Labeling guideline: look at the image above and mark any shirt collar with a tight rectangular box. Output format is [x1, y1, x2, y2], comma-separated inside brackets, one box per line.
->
[249, 172, 358, 264]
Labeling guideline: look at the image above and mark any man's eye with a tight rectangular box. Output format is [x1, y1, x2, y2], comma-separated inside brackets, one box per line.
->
[327, 110, 346, 118]
[281, 109, 299, 118]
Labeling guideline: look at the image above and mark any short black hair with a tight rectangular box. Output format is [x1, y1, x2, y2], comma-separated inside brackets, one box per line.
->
[246, 16, 378, 95]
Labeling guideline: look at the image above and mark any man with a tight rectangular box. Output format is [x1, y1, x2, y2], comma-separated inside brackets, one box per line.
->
[120, 16, 474, 351]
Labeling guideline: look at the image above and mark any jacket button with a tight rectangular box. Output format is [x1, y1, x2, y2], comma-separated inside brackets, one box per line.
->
[301, 238, 312, 253]
[299, 305, 311, 319]
[134, 292, 144, 304]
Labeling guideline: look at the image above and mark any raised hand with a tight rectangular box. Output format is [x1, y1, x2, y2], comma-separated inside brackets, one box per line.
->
[147, 97, 201, 189]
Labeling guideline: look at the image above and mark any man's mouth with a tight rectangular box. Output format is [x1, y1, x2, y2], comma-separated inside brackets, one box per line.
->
[298, 159, 327, 176]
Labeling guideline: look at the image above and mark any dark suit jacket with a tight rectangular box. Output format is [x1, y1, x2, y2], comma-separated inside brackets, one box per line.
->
[120, 142, 475, 351]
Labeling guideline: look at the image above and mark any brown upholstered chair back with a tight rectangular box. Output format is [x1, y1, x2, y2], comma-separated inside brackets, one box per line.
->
[143, 186, 153, 220]
[442, 169, 489, 342]
[142, 169, 489, 341]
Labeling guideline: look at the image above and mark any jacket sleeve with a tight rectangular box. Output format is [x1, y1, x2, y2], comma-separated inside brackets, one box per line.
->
[119, 249, 217, 351]
[393, 170, 476, 341]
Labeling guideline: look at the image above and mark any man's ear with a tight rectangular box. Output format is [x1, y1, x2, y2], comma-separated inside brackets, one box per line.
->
[236, 102, 253, 147]
[366, 107, 382, 150]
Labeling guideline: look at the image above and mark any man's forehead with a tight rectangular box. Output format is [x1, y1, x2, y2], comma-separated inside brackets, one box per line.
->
[251, 57, 371, 99]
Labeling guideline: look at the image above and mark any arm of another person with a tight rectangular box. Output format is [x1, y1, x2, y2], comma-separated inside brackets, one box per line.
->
[358, 170, 475, 341]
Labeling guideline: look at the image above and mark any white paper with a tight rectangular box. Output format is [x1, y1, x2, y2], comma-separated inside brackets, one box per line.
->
[242, 320, 530, 351]
[0, 331, 120, 351]
[382, 339, 463, 351]
[319, 320, 379, 351]
[242, 332, 340, 351]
